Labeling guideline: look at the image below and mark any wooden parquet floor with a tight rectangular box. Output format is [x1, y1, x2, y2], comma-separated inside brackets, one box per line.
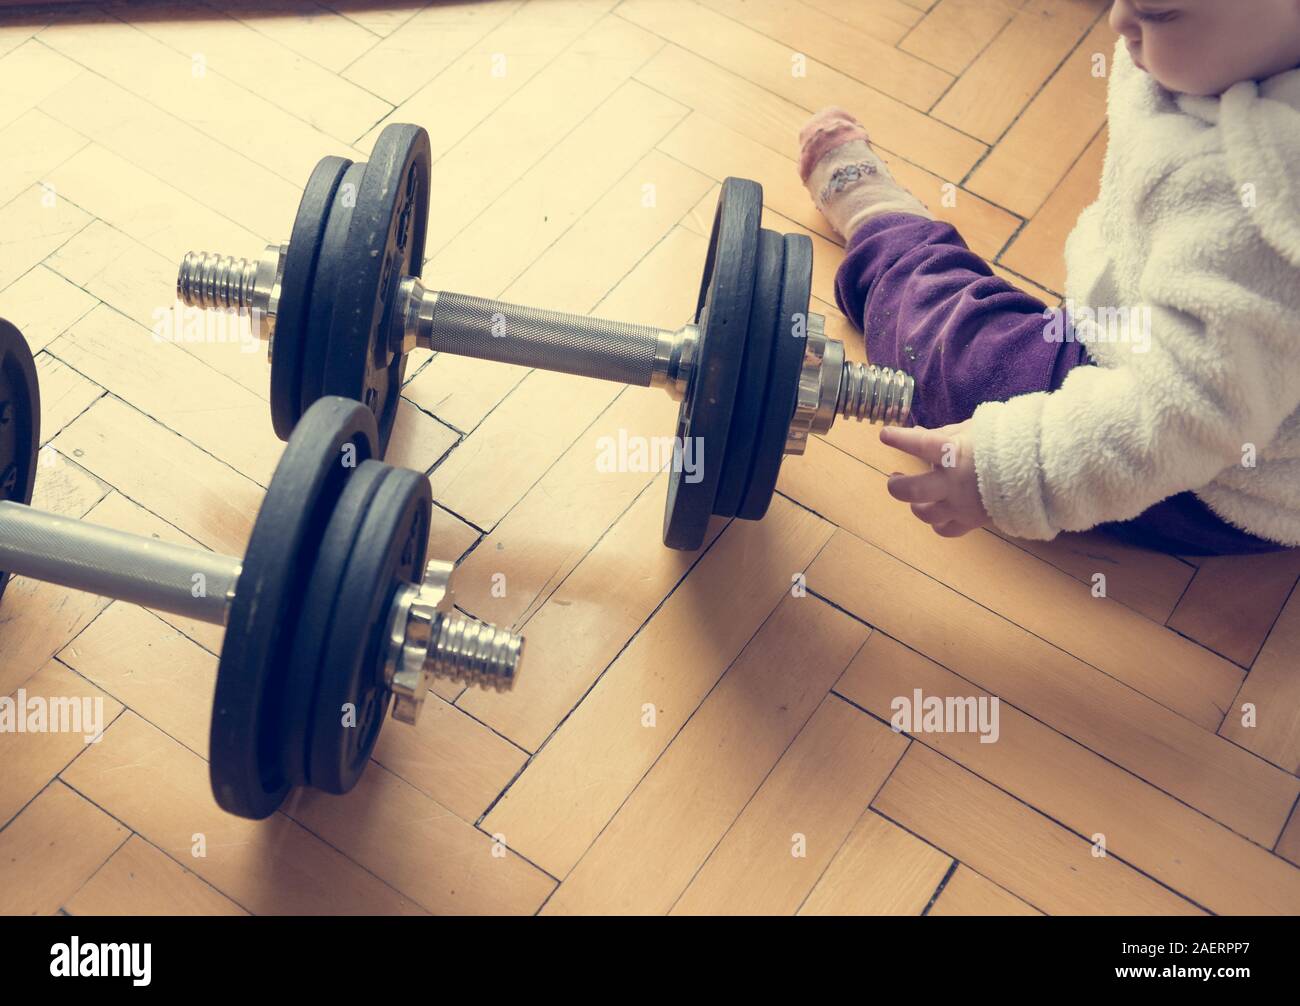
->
[0, 0, 1297, 916]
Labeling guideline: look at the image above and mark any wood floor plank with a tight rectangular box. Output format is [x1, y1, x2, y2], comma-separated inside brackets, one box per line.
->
[425, 82, 691, 298]
[1000, 125, 1107, 293]
[419, 15, 663, 258]
[697, 0, 954, 108]
[321, 0, 418, 38]
[38, 68, 301, 241]
[837, 632, 1300, 914]
[456, 472, 724, 750]
[494, 151, 712, 316]
[0, 579, 108, 700]
[290, 763, 555, 915]
[448, 226, 705, 623]
[1167, 552, 1300, 669]
[44, 220, 271, 400]
[57, 603, 217, 760]
[211, 0, 381, 74]
[620, 1, 984, 180]
[873, 745, 1204, 915]
[452, 386, 676, 627]
[782, 436, 1242, 729]
[1007, 532, 1194, 625]
[0, 108, 86, 209]
[61, 713, 425, 915]
[807, 528, 1300, 847]
[481, 497, 835, 876]
[401, 353, 529, 436]
[819, 419, 1198, 624]
[0, 18, 52, 61]
[799, 810, 951, 915]
[358, 0, 616, 155]
[0, 661, 123, 828]
[48, 305, 283, 487]
[543, 595, 869, 914]
[1219, 590, 1300, 774]
[126, 2, 391, 143]
[1, 0, 1282, 919]
[799, 0, 923, 37]
[384, 398, 461, 477]
[65, 835, 247, 916]
[51, 397, 262, 557]
[370, 692, 529, 825]
[427, 368, 618, 530]
[342, 0, 524, 104]
[932, 0, 1107, 143]
[42, 141, 262, 264]
[34, 352, 102, 443]
[671, 696, 908, 914]
[0, 781, 128, 916]
[965, 17, 1113, 215]
[899, 0, 1020, 76]
[1278, 803, 1300, 868]
[0, 38, 83, 132]
[0, 182, 92, 292]
[990, 262, 1061, 303]
[636, 44, 816, 161]
[0, 264, 96, 355]
[36, 15, 356, 182]
[928, 865, 1042, 916]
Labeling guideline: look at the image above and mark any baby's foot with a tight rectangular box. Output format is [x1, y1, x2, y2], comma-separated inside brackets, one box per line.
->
[799, 107, 933, 240]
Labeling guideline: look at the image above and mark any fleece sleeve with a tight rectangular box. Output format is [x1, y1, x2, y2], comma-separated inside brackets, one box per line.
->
[970, 160, 1300, 540]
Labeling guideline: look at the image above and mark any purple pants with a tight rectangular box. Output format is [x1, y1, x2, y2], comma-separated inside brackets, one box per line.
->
[835, 213, 1285, 556]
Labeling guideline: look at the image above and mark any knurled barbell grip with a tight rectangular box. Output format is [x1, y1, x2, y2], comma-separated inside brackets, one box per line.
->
[0, 501, 240, 625]
[413, 288, 668, 388]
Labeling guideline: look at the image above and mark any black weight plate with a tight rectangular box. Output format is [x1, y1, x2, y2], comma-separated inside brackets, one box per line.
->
[280, 458, 390, 787]
[711, 228, 783, 519]
[300, 161, 365, 426]
[323, 124, 431, 453]
[662, 177, 762, 550]
[308, 465, 431, 794]
[211, 397, 379, 820]
[737, 233, 812, 521]
[0, 320, 39, 610]
[271, 155, 351, 442]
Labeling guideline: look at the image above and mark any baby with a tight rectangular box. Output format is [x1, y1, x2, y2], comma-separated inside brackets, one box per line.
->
[799, 0, 1300, 554]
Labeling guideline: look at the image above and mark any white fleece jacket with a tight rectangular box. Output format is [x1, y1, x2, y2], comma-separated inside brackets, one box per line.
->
[972, 41, 1300, 546]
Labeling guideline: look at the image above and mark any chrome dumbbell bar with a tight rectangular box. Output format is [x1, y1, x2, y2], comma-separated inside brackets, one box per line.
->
[176, 244, 916, 445]
[0, 500, 520, 723]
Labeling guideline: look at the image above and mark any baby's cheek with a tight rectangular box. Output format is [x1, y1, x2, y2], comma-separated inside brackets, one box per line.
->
[1145, 29, 1247, 96]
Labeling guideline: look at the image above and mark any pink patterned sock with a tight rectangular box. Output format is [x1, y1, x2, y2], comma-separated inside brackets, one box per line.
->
[798, 107, 933, 240]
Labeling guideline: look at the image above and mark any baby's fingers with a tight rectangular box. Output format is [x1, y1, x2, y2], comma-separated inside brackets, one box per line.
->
[887, 469, 949, 504]
[880, 425, 951, 466]
[910, 501, 955, 526]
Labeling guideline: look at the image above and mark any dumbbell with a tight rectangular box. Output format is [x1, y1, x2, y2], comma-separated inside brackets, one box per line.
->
[175, 123, 916, 550]
[0, 320, 522, 820]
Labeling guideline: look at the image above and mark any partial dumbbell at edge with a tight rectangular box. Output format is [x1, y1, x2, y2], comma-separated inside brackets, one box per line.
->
[0, 319, 522, 820]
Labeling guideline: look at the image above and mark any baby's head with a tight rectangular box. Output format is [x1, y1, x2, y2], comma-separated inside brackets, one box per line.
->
[1110, 0, 1300, 95]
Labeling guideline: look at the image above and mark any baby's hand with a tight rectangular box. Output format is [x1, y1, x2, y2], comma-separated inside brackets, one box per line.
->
[880, 421, 989, 538]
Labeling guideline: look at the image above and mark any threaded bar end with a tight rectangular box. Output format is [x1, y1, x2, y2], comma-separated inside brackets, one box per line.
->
[177, 251, 257, 311]
[427, 614, 523, 692]
[837, 362, 915, 427]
